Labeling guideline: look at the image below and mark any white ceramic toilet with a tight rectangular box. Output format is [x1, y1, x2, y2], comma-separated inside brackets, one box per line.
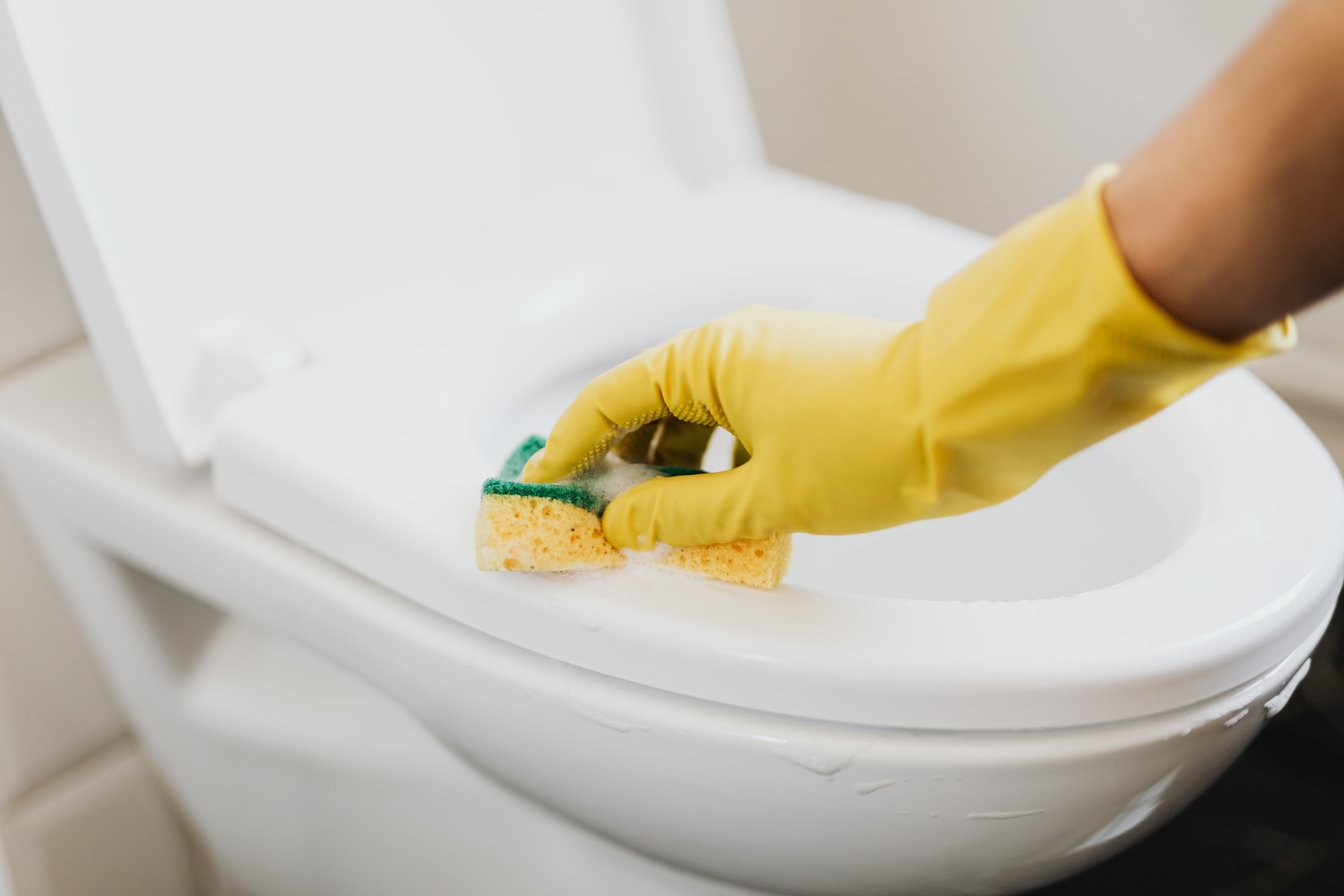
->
[1, 2, 1341, 895]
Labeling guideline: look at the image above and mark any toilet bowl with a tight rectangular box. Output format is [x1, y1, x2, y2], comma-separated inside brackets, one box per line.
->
[2, 347, 1339, 896]
[1, 2, 1342, 895]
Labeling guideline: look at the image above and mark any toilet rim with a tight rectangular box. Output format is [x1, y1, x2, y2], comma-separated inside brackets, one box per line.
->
[9, 344, 1335, 738]
[207, 177, 1344, 733]
[430, 341, 1344, 731]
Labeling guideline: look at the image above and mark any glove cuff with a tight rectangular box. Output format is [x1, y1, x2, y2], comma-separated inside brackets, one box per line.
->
[1084, 163, 1297, 362]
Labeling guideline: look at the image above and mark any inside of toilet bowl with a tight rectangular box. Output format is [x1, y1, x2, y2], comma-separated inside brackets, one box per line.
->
[491, 358, 1199, 603]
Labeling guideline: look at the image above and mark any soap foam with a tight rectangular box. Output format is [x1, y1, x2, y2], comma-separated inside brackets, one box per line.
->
[558, 460, 691, 575]
[621, 541, 675, 567]
[559, 458, 666, 508]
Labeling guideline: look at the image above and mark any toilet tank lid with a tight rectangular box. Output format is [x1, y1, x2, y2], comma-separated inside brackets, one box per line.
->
[0, 0, 761, 467]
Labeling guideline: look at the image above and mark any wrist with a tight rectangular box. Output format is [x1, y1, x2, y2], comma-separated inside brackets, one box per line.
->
[1103, 156, 1266, 343]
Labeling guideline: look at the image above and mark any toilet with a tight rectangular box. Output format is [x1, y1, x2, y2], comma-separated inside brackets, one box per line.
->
[1, 1, 1341, 894]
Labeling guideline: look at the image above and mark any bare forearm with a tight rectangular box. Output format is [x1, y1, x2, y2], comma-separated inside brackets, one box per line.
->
[1106, 0, 1344, 342]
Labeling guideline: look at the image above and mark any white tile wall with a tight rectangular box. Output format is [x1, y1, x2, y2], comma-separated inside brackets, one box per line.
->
[0, 488, 123, 803]
[0, 105, 203, 895]
[0, 742, 199, 896]
[0, 115, 80, 374]
[0, 93, 119, 812]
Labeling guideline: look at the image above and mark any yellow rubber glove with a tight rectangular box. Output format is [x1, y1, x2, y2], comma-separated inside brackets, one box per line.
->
[522, 167, 1294, 549]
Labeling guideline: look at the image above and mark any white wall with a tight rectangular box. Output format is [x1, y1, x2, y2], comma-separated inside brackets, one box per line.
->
[0, 117, 81, 373]
[0, 107, 201, 896]
[728, 0, 1279, 233]
[0, 104, 110, 806]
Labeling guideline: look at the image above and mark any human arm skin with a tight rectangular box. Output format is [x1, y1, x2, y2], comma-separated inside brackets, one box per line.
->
[1107, 0, 1344, 342]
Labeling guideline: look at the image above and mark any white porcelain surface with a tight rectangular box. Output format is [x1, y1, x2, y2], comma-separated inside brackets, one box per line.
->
[213, 170, 1344, 731]
[0, 0, 757, 464]
[0, 110, 79, 374]
[0, 132, 124, 806]
[0, 344, 1338, 896]
[2, 0, 1341, 892]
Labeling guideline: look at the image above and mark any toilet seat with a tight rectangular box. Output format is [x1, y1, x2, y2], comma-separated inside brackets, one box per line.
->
[3, 346, 1330, 896]
[4, 0, 1341, 735]
[209, 172, 1344, 731]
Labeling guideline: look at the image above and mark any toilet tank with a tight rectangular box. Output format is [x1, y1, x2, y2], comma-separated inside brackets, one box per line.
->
[0, 0, 762, 466]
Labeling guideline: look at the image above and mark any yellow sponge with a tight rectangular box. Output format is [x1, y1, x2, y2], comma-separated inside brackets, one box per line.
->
[475, 436, 790, 589]
[660, 533, 792, 589]
[475, 493, 621, 572]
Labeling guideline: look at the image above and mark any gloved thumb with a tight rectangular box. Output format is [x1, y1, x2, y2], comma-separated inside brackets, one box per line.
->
[602, 464, 770, 549]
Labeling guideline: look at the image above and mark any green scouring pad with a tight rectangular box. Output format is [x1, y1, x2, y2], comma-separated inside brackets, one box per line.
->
[480, 435, 701, 514]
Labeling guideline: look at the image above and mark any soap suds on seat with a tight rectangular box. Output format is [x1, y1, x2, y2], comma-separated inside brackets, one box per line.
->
[559, 458, 665, 508]
[479, 436, 790, 588]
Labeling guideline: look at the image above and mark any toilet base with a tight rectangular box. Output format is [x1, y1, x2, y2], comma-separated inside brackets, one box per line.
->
[17, 517, 1313, 896]
[9, 537, 765, 896]
[163, 608, 770, 896]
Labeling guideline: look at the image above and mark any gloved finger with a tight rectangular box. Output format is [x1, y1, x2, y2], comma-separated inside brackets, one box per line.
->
[602, 464, 768, 549]
[614, 418, 715, 468]
[521, 352, 672, 483]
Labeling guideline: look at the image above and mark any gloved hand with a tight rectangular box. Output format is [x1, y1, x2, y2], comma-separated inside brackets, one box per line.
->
[522, 167, 1294, 549]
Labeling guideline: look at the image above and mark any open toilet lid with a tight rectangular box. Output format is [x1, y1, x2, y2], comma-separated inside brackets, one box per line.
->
[0, 0, 759, 466]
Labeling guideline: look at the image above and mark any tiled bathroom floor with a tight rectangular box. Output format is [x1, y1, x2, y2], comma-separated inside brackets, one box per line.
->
[1033, 397, 1344, 895]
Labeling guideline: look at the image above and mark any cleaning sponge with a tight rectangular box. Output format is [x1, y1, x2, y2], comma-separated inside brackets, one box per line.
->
[476, 436, 790, 588]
